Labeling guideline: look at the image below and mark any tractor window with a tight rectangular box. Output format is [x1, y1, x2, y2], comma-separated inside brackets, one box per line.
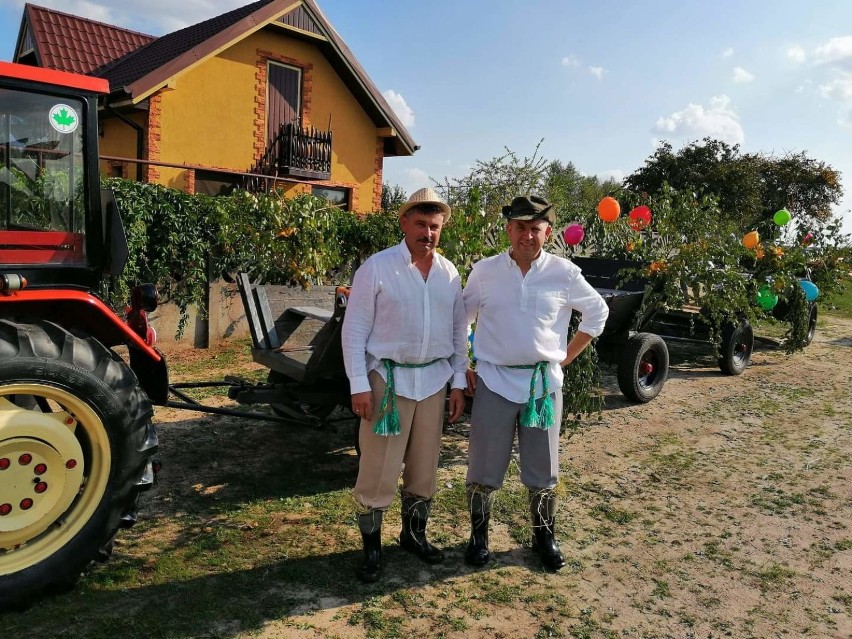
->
[0, 88, 86, 264]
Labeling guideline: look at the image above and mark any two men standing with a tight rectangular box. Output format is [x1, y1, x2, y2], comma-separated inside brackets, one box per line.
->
[342, 189, 608, 581]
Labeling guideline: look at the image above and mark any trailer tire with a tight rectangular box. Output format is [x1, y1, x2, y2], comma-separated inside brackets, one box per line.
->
[617, 333, 669, 403]
[718, 319, 753, 375]
[0, 320, 156, 610]
[804, 304, 818, 346]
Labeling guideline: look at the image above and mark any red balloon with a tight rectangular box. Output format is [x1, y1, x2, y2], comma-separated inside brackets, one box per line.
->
[628, 206, 652, 231]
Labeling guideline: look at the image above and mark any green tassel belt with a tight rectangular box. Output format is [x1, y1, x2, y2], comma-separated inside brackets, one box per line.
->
[507, 361, 555, 429]
[374, 357, 444, 436]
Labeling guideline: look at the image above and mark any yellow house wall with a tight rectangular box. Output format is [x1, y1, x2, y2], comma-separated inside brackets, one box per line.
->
[150, 26, 382, 211]
[98, 110, 146, 179]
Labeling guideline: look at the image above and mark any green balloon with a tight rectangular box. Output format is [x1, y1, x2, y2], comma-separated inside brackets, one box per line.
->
[755, 285, 779, 310]
[773, 209, 791, 225]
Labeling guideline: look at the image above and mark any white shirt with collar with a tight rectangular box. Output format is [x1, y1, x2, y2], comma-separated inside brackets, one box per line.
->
[463, 249, 609, 403]
[342, 240, 469, 400]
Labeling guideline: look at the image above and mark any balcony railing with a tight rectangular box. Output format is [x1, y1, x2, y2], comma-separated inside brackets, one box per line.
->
[251, 122, 332, 181]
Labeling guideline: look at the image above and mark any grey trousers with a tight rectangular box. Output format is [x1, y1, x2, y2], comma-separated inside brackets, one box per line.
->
[353, 371, 446, 511]
[466, 376, 562, 491]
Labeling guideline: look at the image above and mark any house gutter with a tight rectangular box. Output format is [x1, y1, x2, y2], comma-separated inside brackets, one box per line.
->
[102, 95, 144, 181]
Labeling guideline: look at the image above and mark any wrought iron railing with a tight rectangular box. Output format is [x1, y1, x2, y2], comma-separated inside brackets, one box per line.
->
[250, 122, 332, 181]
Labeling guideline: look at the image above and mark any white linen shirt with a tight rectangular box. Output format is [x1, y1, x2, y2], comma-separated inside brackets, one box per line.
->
[342, 241, 468, 400]
[463, 250, 609, 403]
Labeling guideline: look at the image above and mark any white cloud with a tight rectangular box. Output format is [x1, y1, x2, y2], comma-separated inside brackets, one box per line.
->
[732, 66, 754, 83]
[722, 48, 734, 58]
[382, 89, 415, 128]
[589, 66, 606, 80]
[405, 167, 430, 185]
[813, 36, 852, 66]
[654, 94, 744, 145]
[787, 45, 807, 63]
[819, 71, 852, 102]
[561, 54, 581, 67]
[596, 169, 624, 183]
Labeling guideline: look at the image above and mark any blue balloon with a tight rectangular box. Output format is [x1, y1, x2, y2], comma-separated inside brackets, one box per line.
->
[799, 279, 819, 302]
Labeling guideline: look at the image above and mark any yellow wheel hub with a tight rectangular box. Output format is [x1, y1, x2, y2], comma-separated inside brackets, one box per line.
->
[0, 385, 111, 575]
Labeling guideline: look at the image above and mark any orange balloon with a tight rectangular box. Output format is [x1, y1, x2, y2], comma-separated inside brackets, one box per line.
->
[597, 197, 620, 223]
[742, 231, 760, 250]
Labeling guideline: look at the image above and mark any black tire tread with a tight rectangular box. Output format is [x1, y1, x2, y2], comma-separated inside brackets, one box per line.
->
[616, 332, 669, 403]
[717, 320, 754, 376]
[0, 320, 157, 610]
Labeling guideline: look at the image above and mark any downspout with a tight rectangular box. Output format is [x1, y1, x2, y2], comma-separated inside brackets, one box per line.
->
[103, 94, 144, 181]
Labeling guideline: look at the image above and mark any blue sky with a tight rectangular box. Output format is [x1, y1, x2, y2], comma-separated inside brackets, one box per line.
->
[2, 0, 851, 233]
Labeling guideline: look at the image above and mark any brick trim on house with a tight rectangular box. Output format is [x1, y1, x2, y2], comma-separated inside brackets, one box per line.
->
[144, 93, 162, 182]
[372, 138, 384, 212]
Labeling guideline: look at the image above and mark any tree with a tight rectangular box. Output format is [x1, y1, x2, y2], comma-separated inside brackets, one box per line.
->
[381, 183, 407, 213]
[624, 138, 843, 234]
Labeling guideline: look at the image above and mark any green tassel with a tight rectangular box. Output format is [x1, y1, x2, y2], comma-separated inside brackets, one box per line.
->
[373, 405, 400, 436]
[371, 357, 444, 437]
[538, 393, 555, 430]
[510, 361, 555, 429]
[374, 359, 401, 436]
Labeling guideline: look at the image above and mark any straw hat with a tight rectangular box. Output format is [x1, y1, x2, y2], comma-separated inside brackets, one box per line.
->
[398, 187, 451, 221]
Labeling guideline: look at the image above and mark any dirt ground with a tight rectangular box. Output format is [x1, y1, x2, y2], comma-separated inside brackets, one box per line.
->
[139, 315, 852, 639]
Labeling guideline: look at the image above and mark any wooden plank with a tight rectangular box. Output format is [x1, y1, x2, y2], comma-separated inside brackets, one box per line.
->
[254, 285, 282, 349]
[251, 348, 311, 382]
[237, 272, 264, 349]
[287, 306, 333, 323]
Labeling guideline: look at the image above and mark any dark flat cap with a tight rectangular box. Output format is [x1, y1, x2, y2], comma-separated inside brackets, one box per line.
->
[501, 195, 556, 224]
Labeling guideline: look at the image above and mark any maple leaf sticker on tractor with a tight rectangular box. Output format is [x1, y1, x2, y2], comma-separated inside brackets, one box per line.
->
[49, 103, 79, 133]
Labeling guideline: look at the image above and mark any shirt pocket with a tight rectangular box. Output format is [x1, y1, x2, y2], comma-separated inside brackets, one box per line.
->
[535, 290, 566, 321]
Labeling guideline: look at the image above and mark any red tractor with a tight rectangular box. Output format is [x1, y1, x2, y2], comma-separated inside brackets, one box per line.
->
[0, 62, 167, 608]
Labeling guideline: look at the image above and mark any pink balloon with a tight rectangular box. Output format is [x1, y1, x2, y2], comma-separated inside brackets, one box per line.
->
[562, 223, 585, 246]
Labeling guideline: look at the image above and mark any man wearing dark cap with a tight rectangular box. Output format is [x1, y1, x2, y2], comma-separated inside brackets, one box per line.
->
[343, 187, 468, 582]
[462, 195, 609, 571]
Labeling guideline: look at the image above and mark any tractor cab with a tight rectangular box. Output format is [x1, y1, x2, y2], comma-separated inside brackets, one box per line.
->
[0, 61, 125, 290]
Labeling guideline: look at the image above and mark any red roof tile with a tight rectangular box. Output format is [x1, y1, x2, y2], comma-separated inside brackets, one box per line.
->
[24, 3, 154, 75]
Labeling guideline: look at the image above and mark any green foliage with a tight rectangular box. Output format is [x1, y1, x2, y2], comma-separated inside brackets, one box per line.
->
[380, 183, 407, 213]
[624, 138, 843, 228]
[106, 178, 401, 335]
[438, 186, 508, 278]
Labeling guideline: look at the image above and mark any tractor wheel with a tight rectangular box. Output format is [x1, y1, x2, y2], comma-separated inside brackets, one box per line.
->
[804, 304, 818, 346]
[267, 371, 336, 421]
[0, 321, 157, 609]
[718, 319, 754, 375]
[617, 333, 669, 403]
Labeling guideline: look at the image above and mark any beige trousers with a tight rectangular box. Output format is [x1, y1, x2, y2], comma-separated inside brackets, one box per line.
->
[353, 370, 446, 511]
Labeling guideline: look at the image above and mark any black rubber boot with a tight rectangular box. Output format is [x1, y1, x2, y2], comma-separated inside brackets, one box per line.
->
[357, 512, 383, 582]
[464, 485, 493, 567]
[399, 496, 444, 564]
[530, 489, 566, 572]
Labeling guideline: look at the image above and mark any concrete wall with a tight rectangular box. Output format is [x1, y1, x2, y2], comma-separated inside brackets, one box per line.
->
[148, 279, 340, 348]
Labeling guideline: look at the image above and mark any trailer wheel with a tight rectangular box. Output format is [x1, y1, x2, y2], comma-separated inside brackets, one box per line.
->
[617, 333, 669, 403]
[804, 304, 818, 346]
[0, 321, 156, 609]
[718, 319, 754, 375]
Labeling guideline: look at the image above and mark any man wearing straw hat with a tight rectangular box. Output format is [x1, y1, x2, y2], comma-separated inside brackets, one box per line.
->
[342, 187, 467, 582]
[462, 195, 608, 571]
